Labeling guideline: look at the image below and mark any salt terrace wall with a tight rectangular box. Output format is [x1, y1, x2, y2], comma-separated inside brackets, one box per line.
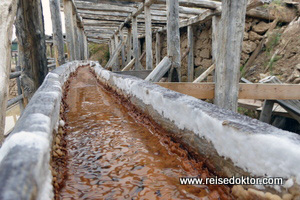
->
[94, 63, 300, 196]
[0, 61, 87, 200]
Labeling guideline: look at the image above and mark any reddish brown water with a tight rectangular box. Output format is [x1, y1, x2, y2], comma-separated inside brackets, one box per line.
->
[58, 67, 226, 199]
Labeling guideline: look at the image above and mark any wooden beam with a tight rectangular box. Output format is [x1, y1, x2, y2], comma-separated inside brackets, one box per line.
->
[0, 0, 18, 140]
[114, 34, 120, 71]
[132, 16, 140, 70]
[145, 56, 171, 82]
[156, 83, 300, 100]
[64, 0, 76, 60]
[120, 30, 126, 68]
[145, 5, 153, 70]
[126, 27, 132, 65]
[50, 0, 65, 66]
[167, 0, 181, 82]
[155, 32, 162, 66]
[15, 0, 48, 104]
[187, 25, 194, 82]
[259, 100, 275, 123]
[122, 58, 136, 71]
[193, 64, 215, 83]
[214, 0, 248, 112]
[105, 39, 126, 70]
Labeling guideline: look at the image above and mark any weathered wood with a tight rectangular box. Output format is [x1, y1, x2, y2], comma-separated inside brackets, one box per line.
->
[0, 0, 18, 140]
[122, 58, 136, 71]
[50, 0, 65, 66]
[126, 27, 132, 64]
[114, 34, 121, 71]
[187, 25, 194, 82]
[64, 0, 76, 60]
[259, 100, 275, 124]
[167, 0, 181, 82]
[193, 64, 215, 83]
[83, 33, 89, 60]
[145, 5, 153, 70]
[132, 16, 140, 70]
[120, 30, 126, 67]
[155, 32, 161, 66]
[145, 56, 171, 82]
[116, 70, 152, 79]
[105, 39, 126, 70]
[214, 0, 248, 112]
[156, 83, 300, 100]
[15, 0, 48, 105]
[9, 71, 22, 79]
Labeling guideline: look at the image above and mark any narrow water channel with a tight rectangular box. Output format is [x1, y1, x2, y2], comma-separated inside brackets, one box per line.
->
[58, 67, 230, 199]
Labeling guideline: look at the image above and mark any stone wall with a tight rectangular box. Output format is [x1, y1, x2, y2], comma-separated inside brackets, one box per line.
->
[140, 17, 273, 82]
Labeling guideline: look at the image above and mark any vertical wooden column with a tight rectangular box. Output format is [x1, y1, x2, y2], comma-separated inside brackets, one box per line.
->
[0, 0, 18, 140]
[132, 16, 140, 70]
[120, 30, 126, 68]
[72, 13, 80, 60]
[166, 0, 181, 82]
[145, 5, 153, 70]
[155, 32, 161, 67]
[211, 16, 221, 82]
[49, 0, 65, 66]
[114, 33, 120, 71]
[15, 0, 48, 104]
[214, 0, 248, 112]
[63, 0, 75, 61]
[187, 25, 194, 82]
[83, 33, 89, 60]
[126, 26, 132, 65]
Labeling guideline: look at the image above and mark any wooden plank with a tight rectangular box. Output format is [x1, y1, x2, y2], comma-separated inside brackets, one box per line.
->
[0, 0, 18, 140]
[145, 5, 153, 70]
[145, 56, 171, 82]
[193, 64, 215, 83]
[120, 30, 126, 67]
[214, 0, 248, 112]
[155, 83, 300, 100]
[113, 34, 120, 71]
[167, 0, 181, 82]
[187, 25, 194, 82]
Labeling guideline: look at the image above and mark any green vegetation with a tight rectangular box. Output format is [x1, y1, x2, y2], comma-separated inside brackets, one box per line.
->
[265, 32, 281, 55]
[88, 43, 110, 66]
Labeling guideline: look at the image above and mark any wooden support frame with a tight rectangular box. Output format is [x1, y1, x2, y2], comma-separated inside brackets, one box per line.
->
[126, 26, 132, 65]
[214, 0, 248, 112]
[0, 0, 18, 140]
[167, 0, 181, 82]
[145, 56, 171, 82]
[156, 83, 300, 100]
[187, 25, 194, 82]
[145, 4, 153, 70]
[132, 16, 140, 70]
[155, 32, 162, 66]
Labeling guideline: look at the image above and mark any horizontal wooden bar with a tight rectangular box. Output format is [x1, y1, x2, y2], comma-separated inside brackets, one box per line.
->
[7, 95, 23, 108]
[155, 83, 300, 100]
[9, 71, 21, 79]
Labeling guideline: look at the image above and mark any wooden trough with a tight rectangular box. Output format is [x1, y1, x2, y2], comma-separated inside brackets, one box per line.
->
[0, 61, 299, 199]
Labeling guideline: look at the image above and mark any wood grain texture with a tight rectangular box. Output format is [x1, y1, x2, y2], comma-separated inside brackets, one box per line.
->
[156, 83, 300, 100]
[145, 5, 153, 70]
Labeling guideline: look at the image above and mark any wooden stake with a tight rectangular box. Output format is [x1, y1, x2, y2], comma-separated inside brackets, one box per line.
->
[187, 25, 194, 82]
[167, 0, 181, 82]
[155, 32, 162, 66]
[132, 16, 140, 70]
[126, 27, 132, 65]
[193, 64, 215, 83]
[145, 5, 153, 70]
[214, 0, 248, 112]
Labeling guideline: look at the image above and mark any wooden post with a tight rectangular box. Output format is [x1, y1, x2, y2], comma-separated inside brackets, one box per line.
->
[126, 26, 132, 65]
[15, 0, 48, 104]
[155, 32, 161, 66]
[214, 0, 248, 112]
[145, 5, 153, 70]
[211, 16, 221, 81]
[259, 100, 275, 124]
[114, 34, 120, 71]
[0, 0, 18, 140]
[63, 0, 76, 60]
[49, 0, 65, 66]
[187, 25, 194, 82]
[72, 13, 80, 60]
[145, 56, 171, 82]
[120, 30, 126, 68]
[132, 16, 140, 70]
[83, 32, 89, 60]
[167, 0, 181, 82]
